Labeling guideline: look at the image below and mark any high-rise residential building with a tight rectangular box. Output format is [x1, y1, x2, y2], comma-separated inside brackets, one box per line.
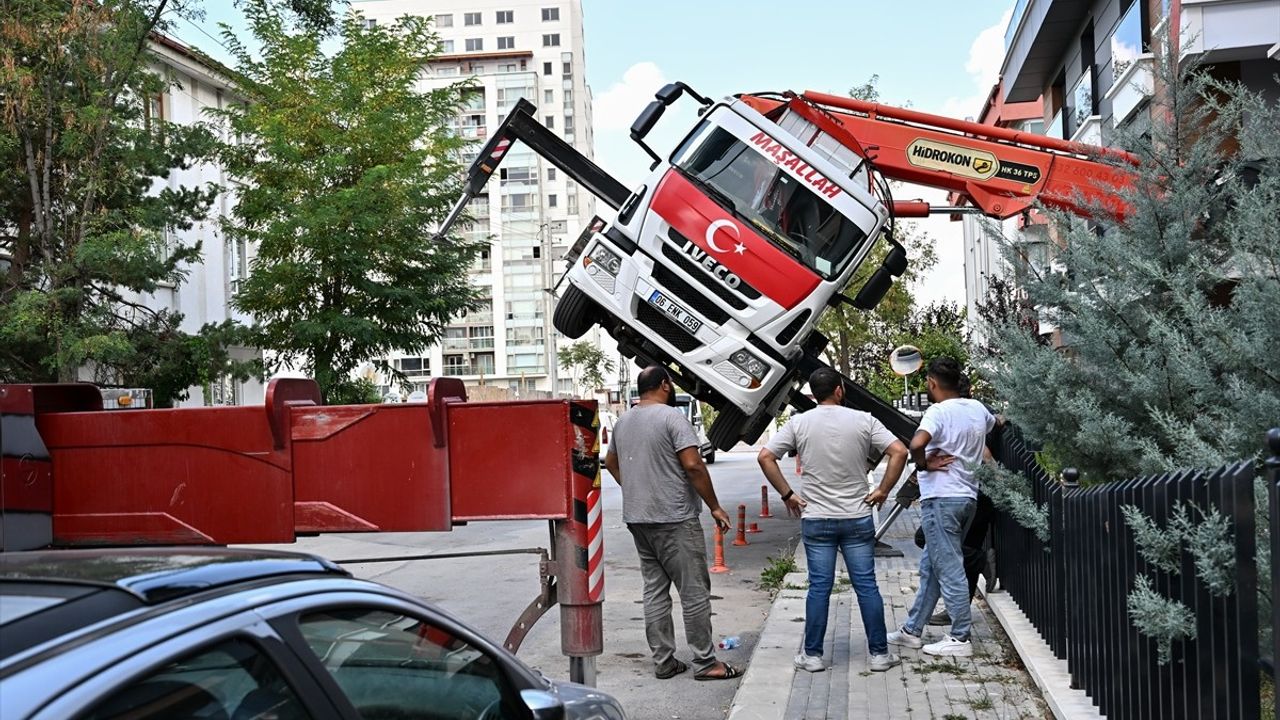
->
[959, 0, 1280, 339]
[352, 0, 608, 399]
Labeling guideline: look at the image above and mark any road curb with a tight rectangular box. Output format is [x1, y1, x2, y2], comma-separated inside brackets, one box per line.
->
[979, 586, 1102, 719]
[726, 587, 804, 720]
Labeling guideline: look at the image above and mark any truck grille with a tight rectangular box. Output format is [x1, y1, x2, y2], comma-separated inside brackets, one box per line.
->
[650, 265, 730, 326]
[637, 303, 701, 353]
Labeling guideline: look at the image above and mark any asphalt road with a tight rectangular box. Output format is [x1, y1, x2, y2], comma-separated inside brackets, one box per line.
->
[251, 446, 802, 720]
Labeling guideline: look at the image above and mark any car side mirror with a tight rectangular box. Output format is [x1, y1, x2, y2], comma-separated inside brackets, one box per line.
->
[520, 689, 566, 720]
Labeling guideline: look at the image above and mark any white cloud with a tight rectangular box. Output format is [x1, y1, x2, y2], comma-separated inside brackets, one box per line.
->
[937, 8, 1014, 120]
[591, 61, 695, 188]
[592, 61, 668, 131]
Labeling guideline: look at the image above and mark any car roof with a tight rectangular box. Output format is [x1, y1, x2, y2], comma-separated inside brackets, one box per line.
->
[0, 548, 349, 663]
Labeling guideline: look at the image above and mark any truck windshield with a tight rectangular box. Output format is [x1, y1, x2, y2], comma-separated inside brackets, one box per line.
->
[672, 123, 867, 280]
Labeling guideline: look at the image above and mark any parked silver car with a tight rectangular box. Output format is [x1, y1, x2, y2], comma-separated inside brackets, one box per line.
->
[0, 548, 626, 720]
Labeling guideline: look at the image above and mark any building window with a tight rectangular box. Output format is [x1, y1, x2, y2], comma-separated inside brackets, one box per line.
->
[543, 62, 553, 75]
[562, 61, 571, 76]
[465, 38, 483, 52]
[1111, 1, 1144, 80]
[542, 7, 560, 21]
[544, 115, 555, 129]
[547, 167, 556, 181]
[496, 10, 513, 23]
[439, 39, 454, 53]
[500, 63, 517, 72]
[544, 89, 554, 104]
[434, 13, 453, 27]
[533, 246, 542, 259]
[542, 33, 560, 47]
[363, 17, 377, 29]
[547, 194, 557, 208]
[567, 192, 577, 214]
[464, 12, 481, 26]
[497, 36, 515, 49]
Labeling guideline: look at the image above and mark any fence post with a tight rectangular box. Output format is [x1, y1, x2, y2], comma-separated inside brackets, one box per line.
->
[1268, 427, 1280, 720]
[1054, 469, 1077, 662]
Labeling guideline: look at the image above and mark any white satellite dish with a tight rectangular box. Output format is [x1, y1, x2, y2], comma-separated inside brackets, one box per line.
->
[889, 345, 923, 377]
[406, 390, 428, 403]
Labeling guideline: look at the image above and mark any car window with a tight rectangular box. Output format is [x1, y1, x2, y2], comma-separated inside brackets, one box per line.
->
[297, 608, 518, 720]
[84, 637, 310, 720]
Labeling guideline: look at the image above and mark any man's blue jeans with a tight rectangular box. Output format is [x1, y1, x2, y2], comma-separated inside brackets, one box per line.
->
[801, 516, 887, 657]
[905, 497, 977, 641]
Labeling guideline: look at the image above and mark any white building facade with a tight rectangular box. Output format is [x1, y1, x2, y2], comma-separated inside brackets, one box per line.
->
[353, 0, 614, 399]
[143, 37, 264, 407]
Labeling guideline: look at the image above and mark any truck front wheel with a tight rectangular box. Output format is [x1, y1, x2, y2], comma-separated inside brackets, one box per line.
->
[553, 285, 598, 339]
[709, 405, 747, 452]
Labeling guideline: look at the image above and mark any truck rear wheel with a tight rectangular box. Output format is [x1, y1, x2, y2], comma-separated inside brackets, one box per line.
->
[709, 405, 747, 452]
[553, 285, 597, 339]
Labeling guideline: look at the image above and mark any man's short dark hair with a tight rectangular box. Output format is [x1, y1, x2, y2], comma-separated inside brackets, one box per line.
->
[808, 368, 842, 402]
[927, 356, 963, 391]
[637, 365, 670, 395]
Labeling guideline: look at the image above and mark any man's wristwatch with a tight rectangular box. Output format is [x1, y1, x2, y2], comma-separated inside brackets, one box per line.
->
[781, 489, 794, 502]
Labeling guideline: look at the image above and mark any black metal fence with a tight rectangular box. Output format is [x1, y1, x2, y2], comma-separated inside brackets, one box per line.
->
[990, 426, 1277, 720]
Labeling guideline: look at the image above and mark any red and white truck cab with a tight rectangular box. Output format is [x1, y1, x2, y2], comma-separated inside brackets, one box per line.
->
[558, 94, 889, 447]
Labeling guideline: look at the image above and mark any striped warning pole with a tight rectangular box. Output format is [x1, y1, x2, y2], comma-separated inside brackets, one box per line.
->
[586, 489, 603, 602]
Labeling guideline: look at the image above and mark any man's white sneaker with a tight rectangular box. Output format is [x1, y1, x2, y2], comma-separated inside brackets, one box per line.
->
[868, 653, 902, 672]
[886, 627, 923, 649]
[793, 653, 825, 672]
[923, 635, 973, 657]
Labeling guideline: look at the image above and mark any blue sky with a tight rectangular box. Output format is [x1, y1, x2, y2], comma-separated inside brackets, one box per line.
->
[174, 0, 1017, 306]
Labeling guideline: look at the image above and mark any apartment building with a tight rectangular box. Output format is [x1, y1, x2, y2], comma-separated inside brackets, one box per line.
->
[141, 36, 265, 406]
[961, 0, 1280, 336]
[352, 0, 608, 399]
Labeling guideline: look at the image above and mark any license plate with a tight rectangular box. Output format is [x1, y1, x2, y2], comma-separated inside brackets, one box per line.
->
[648, 290, 702, 334]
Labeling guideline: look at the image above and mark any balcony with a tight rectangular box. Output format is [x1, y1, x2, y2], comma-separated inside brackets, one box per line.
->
[1001, 0, 1092, 102]
[1180, 0, 1280, 64]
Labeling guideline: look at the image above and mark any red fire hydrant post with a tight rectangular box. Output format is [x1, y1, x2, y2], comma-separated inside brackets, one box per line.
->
[759, 484, 773, 518]
[733, 504, 749, 546]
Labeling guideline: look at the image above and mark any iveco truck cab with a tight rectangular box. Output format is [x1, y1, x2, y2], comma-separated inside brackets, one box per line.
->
[555, 85, 892, 448]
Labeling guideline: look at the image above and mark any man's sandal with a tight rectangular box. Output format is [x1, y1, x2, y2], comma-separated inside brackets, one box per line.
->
[694, 661, 744, 681]
[655, 659, 688, 679]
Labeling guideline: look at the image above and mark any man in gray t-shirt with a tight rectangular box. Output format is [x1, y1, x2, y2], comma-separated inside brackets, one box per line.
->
[759, 368, 909, 674]
[604, 366, 738, 681]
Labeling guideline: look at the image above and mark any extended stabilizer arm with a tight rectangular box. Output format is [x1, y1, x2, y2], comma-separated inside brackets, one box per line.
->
[435, 98, 630, 241]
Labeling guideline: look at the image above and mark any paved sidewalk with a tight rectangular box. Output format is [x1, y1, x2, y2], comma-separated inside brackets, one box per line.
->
[730, 509, 1051, 720]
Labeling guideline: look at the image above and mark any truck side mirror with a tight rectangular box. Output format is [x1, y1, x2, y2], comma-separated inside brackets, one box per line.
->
[630, 100, 665, 169]
[851, 267, 894, 310]
[883, 243, 908, 276]
[631, 101, 665, 141]
[654, 82, 683, 104]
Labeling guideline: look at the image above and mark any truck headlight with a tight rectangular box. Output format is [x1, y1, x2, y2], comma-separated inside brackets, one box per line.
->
[729, 349, 768, 381]
[584, 243, 621, 276]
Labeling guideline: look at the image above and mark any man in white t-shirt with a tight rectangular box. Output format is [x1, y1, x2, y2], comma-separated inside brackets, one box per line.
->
[887, 357, 994, 658]
[758, 368, 909, 674]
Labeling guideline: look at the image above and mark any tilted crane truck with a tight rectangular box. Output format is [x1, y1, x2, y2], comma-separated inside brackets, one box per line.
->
[436, 84, 1135, 450]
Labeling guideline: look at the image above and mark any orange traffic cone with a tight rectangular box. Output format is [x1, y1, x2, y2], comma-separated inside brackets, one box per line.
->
[747, 522, 761, 534]
[759, 484, 773, 518]
[710, 526, 730, 573]
[733, 504, 749, 546]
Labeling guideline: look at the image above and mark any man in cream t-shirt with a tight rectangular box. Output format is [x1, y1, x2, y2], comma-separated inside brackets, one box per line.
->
[758, 368, 909, 673]
[888, 357, 995, 657]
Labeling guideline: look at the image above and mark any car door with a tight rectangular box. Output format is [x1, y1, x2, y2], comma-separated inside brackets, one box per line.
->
[265, 591, 540, 720]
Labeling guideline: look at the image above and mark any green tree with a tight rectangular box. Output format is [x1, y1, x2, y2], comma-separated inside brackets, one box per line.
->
[0, 0, 254, 404]
[557, 340, 615, 397]
[816, 75, 966, 401]
[978, 50, 1278, 668]
[215, 2, 480, 403]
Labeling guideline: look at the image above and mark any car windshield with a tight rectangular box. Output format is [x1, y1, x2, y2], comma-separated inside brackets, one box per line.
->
[673, 122, 867, 280]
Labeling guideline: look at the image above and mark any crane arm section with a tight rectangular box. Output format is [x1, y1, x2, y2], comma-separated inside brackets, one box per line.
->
[739, 91, 1138, 221]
